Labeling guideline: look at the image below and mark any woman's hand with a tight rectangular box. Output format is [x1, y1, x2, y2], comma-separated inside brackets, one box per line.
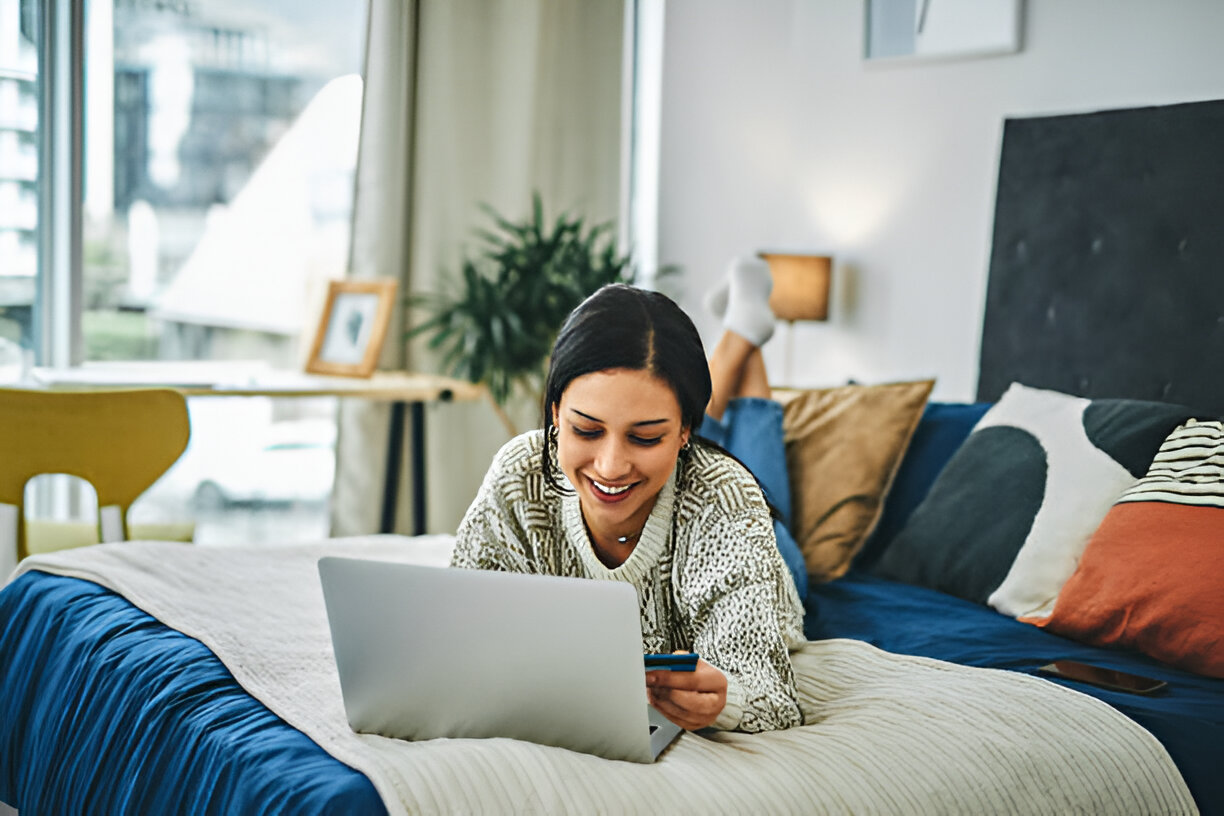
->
[646, 653, 727, 730]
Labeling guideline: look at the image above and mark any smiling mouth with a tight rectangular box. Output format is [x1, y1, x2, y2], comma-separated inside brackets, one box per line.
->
[590, 478, 636, 499]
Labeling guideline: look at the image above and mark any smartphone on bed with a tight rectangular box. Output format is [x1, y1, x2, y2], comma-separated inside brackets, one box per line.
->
[1036, 660, 1167, 695]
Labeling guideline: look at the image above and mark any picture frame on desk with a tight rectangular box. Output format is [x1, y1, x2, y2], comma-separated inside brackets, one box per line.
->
[306, 279, 398, 378]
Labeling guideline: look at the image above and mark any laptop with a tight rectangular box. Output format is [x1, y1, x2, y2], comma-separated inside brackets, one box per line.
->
[317, 557, 683, 763]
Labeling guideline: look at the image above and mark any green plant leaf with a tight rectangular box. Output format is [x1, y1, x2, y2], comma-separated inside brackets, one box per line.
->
[407, 191, 638, 408]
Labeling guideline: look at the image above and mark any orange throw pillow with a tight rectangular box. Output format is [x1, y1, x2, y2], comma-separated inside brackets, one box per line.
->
[1032, 419, 1224, 678]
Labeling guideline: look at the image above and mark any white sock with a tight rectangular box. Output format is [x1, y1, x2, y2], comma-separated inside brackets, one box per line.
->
[723, 256, 775, 347]
[703, 281, 729, 318]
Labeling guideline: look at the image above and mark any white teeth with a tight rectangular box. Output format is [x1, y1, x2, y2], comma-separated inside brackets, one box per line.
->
[592, 480, 631, 495]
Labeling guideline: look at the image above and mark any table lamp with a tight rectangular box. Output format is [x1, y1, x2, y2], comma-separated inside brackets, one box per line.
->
[758, 253, 833, 388]
[759, 253, 832, 322]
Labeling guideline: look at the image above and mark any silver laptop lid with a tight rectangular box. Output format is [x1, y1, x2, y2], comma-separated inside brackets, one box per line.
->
[318, 557, 668, 763]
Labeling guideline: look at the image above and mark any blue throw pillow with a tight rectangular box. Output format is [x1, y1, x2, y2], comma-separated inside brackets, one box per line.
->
[854, 401, 992, 571]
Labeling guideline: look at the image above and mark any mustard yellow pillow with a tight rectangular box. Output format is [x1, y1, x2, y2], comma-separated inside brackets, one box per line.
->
[780, 380, 934, 582]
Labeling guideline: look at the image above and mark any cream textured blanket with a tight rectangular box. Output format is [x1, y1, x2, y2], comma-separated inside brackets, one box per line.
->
[15, 537, 1197, 816]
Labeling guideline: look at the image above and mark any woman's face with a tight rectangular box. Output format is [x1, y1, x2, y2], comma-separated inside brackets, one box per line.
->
[552, 367, 690, 541]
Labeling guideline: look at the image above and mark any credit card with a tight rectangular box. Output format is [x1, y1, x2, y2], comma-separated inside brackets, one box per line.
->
[644, 652, 699, 671]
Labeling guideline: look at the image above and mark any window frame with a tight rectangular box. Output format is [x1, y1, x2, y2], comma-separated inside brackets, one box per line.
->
[35, 0, 85, 368]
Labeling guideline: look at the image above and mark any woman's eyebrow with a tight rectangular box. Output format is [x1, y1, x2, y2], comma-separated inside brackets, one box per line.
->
[570, 408, 669, 427]
[570, 408, 603, 423]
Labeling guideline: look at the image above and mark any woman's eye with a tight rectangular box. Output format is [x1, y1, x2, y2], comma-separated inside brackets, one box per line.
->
[568, 426, 661, 446]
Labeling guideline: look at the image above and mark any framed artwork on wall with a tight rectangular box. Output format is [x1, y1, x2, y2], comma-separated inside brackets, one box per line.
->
[305, 279, 398, 378]
[865, 0, 1023, 63]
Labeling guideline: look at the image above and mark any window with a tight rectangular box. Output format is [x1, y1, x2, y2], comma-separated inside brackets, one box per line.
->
[8, 0, 368, 544]
[0, 0, 38, 356]
[86, 1, 366, 368]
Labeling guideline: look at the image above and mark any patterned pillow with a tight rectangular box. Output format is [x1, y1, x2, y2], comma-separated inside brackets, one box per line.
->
[780, 380, 933, 583]
[870, 383, 1195, 618]
[1030, 420, 1224, 677]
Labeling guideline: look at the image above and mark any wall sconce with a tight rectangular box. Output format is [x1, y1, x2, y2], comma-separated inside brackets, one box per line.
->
[759, 253, 832, 322]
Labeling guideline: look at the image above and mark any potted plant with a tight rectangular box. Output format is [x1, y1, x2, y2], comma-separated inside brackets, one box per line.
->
[408, 193, 634, 435]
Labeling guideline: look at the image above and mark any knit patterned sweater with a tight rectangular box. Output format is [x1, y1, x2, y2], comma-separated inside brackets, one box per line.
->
[451, 430, 805, 732]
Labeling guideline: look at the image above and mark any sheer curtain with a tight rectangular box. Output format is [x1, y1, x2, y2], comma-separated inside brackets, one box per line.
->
[334, 0, 625, 536]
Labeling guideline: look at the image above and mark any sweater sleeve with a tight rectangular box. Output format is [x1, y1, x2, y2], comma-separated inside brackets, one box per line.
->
[450, 438, 537, 575]
[677, 506, 805, 733]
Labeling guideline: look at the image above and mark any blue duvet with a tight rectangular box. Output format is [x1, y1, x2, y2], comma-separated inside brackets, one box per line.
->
[0, 571, 384, 815]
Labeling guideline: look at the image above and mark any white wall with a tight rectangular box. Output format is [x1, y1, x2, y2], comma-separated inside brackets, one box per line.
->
[656, 0, 1224, 400]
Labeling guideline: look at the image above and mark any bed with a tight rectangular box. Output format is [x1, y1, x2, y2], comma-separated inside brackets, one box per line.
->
[0, 539, 1201, 815]
[3, 99, 1223, 814]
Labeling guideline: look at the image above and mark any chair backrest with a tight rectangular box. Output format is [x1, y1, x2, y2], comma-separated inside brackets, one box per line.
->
[0, 387, 191, 562]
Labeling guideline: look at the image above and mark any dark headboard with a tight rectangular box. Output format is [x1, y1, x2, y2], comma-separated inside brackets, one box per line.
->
[977, 99, 1224, 416]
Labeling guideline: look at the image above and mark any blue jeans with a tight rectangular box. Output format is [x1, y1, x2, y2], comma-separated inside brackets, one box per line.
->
[696, 398, 808, 598]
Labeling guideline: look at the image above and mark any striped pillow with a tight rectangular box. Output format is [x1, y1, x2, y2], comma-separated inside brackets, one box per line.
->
[1032, 419, 1224, 677]
[1116, 419, 1224, 507]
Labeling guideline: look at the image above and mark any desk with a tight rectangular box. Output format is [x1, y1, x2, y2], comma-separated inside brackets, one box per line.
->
[29, 364, 487, 535]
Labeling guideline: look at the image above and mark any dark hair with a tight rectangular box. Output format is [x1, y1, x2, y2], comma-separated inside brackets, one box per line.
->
[541, 284, 711, 488]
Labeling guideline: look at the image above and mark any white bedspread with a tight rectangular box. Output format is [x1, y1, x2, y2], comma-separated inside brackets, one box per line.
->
[14, 537, 1197, 816]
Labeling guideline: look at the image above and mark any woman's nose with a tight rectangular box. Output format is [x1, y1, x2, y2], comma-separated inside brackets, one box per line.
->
[594, 438, 632, 479]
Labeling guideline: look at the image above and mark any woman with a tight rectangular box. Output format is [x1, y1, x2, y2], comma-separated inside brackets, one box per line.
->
[451, 264, 805, 733]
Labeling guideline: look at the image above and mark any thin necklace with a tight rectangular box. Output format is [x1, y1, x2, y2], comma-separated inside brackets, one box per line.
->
[580, 515, 642, 547]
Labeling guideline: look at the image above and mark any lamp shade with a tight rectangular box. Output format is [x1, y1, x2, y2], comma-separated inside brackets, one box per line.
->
[760, 253, 832, 321]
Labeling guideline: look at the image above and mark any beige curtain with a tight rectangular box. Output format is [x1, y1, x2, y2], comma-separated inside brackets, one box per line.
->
[333, 0, 625, 536]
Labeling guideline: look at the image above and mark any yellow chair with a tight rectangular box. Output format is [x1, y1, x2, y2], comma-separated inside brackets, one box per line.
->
[0, 387, 192, 562]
